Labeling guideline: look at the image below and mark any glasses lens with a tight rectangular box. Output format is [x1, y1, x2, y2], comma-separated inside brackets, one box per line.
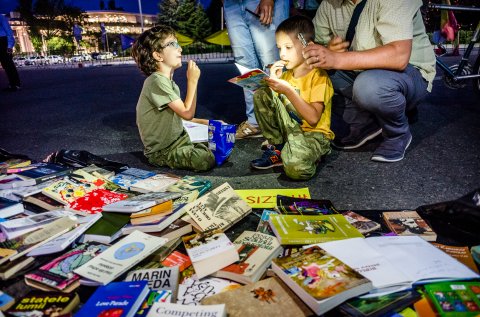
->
[164, 41, 180, 49]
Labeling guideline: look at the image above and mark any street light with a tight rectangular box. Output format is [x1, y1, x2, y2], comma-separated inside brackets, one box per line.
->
[138, 0, 144, 32]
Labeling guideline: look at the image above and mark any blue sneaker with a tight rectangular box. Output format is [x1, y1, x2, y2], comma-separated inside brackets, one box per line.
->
[371, 132, 412, 163]
[251, 148, 283, 169]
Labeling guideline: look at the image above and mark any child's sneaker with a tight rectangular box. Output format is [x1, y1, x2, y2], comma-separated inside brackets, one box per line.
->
[251, 148, 283, 169]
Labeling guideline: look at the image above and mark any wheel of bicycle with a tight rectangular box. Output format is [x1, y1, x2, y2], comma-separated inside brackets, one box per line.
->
[473, 54, 480, 95]
[443, 64, 472, 89]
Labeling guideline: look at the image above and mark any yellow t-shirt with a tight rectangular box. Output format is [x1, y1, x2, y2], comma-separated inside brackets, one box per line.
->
[281, 68, 335, 140]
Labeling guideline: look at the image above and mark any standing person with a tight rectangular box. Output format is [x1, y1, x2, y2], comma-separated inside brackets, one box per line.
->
[304, 0, 436, 162]
[0, 13, 21, 92]
[132, 25, 215, 172]
[223, 0, 289, 139]
[250, 15, 334, 180]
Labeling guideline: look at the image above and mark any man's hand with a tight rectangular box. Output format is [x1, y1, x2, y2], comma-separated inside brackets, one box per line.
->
[256, 0, 274, 25]
[328, 36, 349, 52]
[186, 60, 200, 82]
[303, 44, 338, 70]
[264, 77, 293, 95]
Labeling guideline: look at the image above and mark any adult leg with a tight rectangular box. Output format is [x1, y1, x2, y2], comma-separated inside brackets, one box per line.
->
[148, 131, 215, 172]
[0, 37, 21, 88]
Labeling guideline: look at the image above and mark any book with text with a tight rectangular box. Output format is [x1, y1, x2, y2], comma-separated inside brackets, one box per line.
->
[0, 197, 24, 218]
[103, 192, 181, 213]
[228, 68, 269, 91]
[125, 266, 179, 301]
[13, 162, 72, 184]
[432, 242, 479, 273]
[235, 188, 310, 209]
[130, 200, 173, 219]
[68, 188, 129, 215]
[161, 250, 191, 272]
[4, 291, 80, 317]
[146, 302, 226, 317]
[177, 276, 240, 305]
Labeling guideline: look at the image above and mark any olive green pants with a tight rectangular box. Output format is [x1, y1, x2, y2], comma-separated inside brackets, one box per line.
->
[147, 131, 215, 172]
[253, 88, 331, 180]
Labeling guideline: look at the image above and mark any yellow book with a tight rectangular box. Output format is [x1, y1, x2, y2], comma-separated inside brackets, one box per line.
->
[235, 188, 310, 208]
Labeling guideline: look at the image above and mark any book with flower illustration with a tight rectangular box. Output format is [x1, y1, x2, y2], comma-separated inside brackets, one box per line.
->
[382, 210, 437, 241]
[268, 214, 363, 245]
[271, 246, 373, 316]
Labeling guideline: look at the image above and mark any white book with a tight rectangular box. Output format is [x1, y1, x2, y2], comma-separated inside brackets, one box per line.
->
[182, 120, 209, 143]
[103, 192, 181, 212]
[125, 266, 180, 301]
[147, 302, 226, 317]
[0, 197, 24, 218]
[312, 236, 480, 297]
[27, 213, 102, 256]
[132, 174, 180, 193]
[74, 230, 168, 285]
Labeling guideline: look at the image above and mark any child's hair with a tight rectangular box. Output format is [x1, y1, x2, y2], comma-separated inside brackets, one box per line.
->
[132, 25, 176, 76]
[275, 15, 315, 43]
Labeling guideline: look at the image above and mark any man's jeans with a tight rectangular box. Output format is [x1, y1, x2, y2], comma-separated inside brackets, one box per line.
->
[224, 0, 289, 125]
[329, 65, 429, 140]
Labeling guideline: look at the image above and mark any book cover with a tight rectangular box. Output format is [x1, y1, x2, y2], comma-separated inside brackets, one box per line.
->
[0, 174, 36, 189]
[271, 246, 373, 315]
[132, 239, 182, 271]
[424, 281, 480, 317]
[82, 212, 131, 244]
[255, 209, 278, 235]
[109, 168, 157, 191]
[214, 231, 282, 284]
[103, 192, 181, 213]
[130, 200, 173, 219]
[68, 188, 129, 215]
[131, 173, 180, 193]
[235, 188, 310, 209]
[121, 203, 187, 235]
[0, 290, 15, 311]
[182, 229, 239, 279]
[382, 210, 437, 241]
[22, 192, 64, 211]
[5, 291, 80, 317]
[142, 218, 192, 241]
[167, 175, 212, 196]
[276, 195, 338, 215]
[182, 120, 209, 143]
[161, 250, 191, 272]
[74, 230, 168, 285]
[42, 177, 99, 205]
[202, 276, 313, 316]
[135, 290, 173, 317]
[14, 162, 72, 184]
[125, 266, 179, 301]
[177, 277, 240, 305]
[268, 214, 364, 245]
[25, 242, 109, 292]
[184, 182, 252, 232]
[146, 302, 226, 317]
[228, 68, 269, 91]
[342, 211, 382, 235]
[0, 197, 24, 218]
[432, 243, 479, 273]
[75, 281, 150, 317]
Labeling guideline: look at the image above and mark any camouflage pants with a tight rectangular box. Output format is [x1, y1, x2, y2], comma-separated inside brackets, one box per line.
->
[253, 88, 331, 180]
[147, 130, 215, 172]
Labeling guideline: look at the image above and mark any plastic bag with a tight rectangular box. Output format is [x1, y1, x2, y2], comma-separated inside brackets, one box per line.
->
[208, 120, 236, 166]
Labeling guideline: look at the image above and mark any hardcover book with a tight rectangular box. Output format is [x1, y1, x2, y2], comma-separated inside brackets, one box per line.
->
[342, 211, 382, 235]
[382, 210, 437, 241]
[103, 192, 181, 213]
[146, 302, 226, 317]
[125, 266, 179, 301]
[75, 281, 150, 317]
[424, 281, 480, 317]
[182, 229, 239, 279]
[166, 175, 212, 196]
[24, 242, 109, 292]
[276, 195, 338, 215]
[271, 246, 373, 315]
[235, 188, 310, 209]
[213, 231, 282, 284]
[268, 214, 364, 245]
[74, 230, 168, 285]
[184, 182, 252, 232]
[4, 291, 80, 317]
[176, 276, 240, 305]
[202, 276, 313, 316]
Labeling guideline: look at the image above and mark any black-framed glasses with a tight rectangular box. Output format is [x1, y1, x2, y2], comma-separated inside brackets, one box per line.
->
[161, 41, 181, 49]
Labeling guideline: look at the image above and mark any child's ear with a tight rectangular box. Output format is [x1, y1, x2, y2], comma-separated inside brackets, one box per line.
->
[152, 51, 163, 62]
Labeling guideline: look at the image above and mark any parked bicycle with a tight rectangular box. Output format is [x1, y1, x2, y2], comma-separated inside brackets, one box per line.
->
[428, 3, 480, 94]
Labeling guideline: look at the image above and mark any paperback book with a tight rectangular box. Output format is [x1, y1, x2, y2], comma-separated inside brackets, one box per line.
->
[166, 175, 212, 196]
[109, 167, 157, 191]
[82, 212, 130, 244]
[161, 251, 191, 272]
[13, 162, 72, 184]
[177, 277, 240, 306]
[4, 291, 80, 317]
[255, 209, 278, 235]
[147, 218, 192, 241]
[382, 210, 437, 241]
[0, 290, 14, 311]
[130, 200, 173, 219]
[125, 266, 179, 301]
[67, 188, 129, 215]
[228, 67, 269, 91]
[0, 255, 35, 280]
[22, 192, 64, 211]
[135, 290, 173, 317]
[130, 173, 180, 193]
[146, 302, 226, 317]
[342, 211, 382, 235]
[42, 176, 100, 205]
[432, 242, 479, 273]
[276, 195, 338, 215]
[103, 192, 181, 213]
[121, 203, 187, 235]
[0, 197, 24, 218]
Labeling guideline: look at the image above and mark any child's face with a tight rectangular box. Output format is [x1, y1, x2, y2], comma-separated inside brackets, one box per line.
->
[275, 31, 305, 70]
[157, 35, 182, 69]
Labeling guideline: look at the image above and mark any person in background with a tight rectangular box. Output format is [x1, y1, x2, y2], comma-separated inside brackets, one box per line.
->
[223, 0, 289, 139]
[0, 13, 21, 92]
[132, 25, 215, 172]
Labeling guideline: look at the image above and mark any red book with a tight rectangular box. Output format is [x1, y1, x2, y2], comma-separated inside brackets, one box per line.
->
[68, 189, 128, 215]
[161, 251, 191, 272]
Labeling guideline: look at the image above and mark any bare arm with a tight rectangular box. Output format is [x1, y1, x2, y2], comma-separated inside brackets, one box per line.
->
[168, 60, 200, 120]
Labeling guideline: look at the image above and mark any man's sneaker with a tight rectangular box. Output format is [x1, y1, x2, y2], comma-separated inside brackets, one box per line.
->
[251, 148, 283, 169]
[332, 122, 382, 150]
[235, 121, 262, 139]
[371, 132, 412, 163]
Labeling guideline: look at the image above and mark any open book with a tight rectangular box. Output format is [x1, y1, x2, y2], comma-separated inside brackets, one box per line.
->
[228, 63, 269, 91]
[312, 236, 480, 297]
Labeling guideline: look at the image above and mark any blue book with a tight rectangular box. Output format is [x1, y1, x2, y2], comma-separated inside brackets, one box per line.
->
[15, 162, 72, 184]
[75, 281, 150, 317]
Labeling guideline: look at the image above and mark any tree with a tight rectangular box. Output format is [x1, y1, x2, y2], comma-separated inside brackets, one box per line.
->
[175, 0, 211, 41]
[157, 0, 181, 27]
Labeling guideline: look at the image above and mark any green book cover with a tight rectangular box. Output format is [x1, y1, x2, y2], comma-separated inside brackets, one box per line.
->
[268, 214, 363, 245]
[83, 212, 130, 241]
[424, 281, 480, 317]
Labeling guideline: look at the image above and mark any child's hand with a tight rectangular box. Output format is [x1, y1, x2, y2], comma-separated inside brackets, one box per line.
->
[269, 60, 287, 79]
[187, 60, 201, 82]
[264, 77, 292, 95]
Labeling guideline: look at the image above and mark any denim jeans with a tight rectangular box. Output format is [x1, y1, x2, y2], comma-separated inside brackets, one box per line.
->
[329, 65, 429, 140]
[224, 0, 289, 125]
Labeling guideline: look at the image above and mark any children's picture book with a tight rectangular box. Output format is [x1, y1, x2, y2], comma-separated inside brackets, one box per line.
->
[0, 197, 24, 218]
[74, 230, 168, 285]
[268, 214, 364, 245]
[167, 175, 212, 196]
[338, 290, 421, 317]
[315, 236, 480, 297]
[214, 231, 282, 284]
[184, 182, 252, 232]
[125, 266, 179, 301]
[342, 211, 382, 235]
[146, 302, 226, 317]
[161, 250, 191, 272]
[255, 209, 278, 235]
[276, 195, 338, 215]
[42, 176, 100, 205]
[432, 242, 479, 273]
[75, 281, 150, 317]
[182, 229, 239, 279]
[202, 276, 313, 316]
[424, 281, 480, 317]
[382, 210, 437, 241]
[103, 192, 181, 213]
[228, 67, 269, 91]
[271, 246, 373, 315]
[182, 120, 209, 143]
[24, 242, 109, 292]
[82, 212, 130, 244]
[68, 188, 129, 215]
[235, 188, 310, 209]
[4, 291, 80, 317]
[177, 277, 240, 306]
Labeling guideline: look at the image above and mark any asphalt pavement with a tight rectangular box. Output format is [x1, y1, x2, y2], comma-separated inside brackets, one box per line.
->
[0, 59, 479, 210]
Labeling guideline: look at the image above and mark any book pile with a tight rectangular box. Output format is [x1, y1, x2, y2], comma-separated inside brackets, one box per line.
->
[1, 152, 479, 317]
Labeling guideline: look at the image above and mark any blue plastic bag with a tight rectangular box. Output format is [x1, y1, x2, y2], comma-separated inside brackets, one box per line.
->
[208, 120, 236, 166]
